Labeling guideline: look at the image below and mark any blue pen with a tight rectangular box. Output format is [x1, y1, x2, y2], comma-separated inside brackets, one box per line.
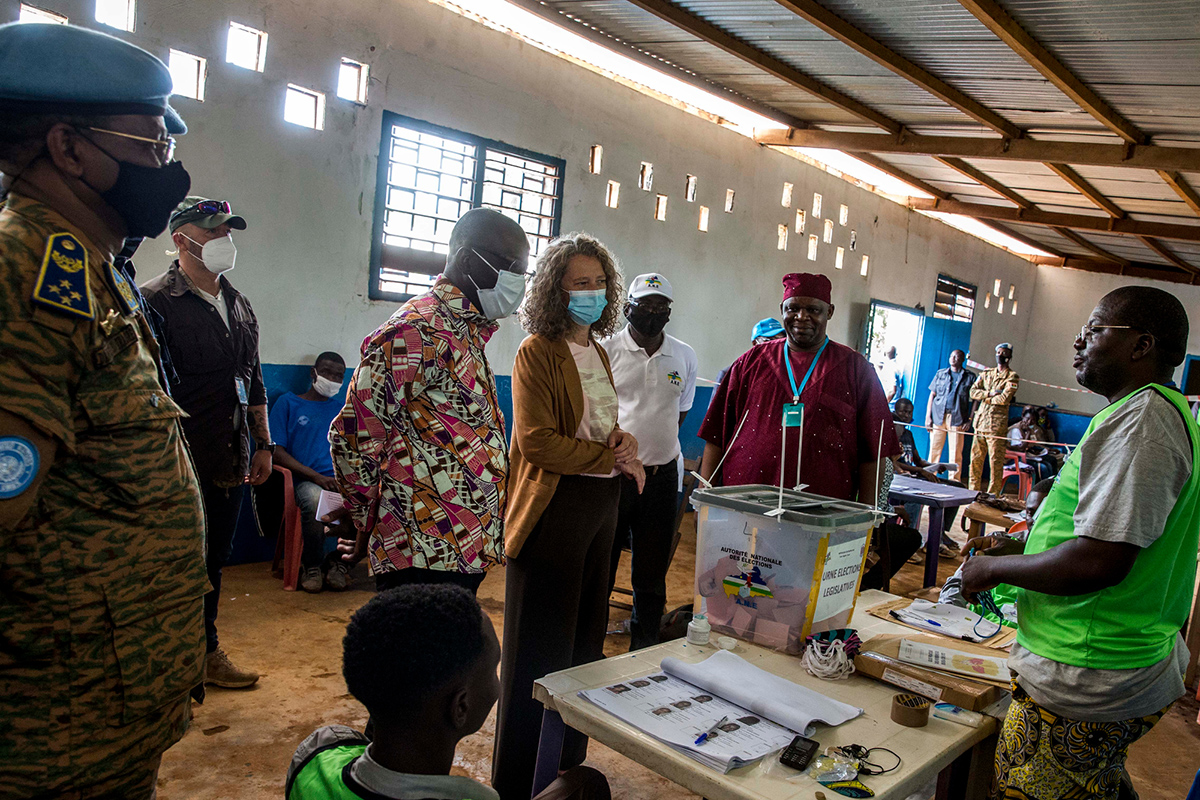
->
[694, 715, 728, 746]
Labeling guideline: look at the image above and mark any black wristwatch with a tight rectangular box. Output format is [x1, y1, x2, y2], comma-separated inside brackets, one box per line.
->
[259, 441, 276, 455]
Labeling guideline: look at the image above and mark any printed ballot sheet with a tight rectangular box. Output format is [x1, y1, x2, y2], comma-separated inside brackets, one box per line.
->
[580, 672, 797, 773]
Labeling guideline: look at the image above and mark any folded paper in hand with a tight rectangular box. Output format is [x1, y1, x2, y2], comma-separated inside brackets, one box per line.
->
[315, 489, 343, 521]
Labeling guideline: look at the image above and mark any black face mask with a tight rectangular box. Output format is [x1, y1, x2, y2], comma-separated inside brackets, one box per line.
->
[79, 134, 192, 238]
[628, 308, 670, 338]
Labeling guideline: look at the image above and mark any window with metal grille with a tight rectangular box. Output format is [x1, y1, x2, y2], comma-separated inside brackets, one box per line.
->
[933, 274, 977, 323]
[370, 113, 564, 300]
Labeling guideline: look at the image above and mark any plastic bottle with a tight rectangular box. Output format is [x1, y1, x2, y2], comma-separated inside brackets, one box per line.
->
[687, 613, 711, 645]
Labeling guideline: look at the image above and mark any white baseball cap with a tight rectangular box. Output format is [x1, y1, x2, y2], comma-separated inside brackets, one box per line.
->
[628, 273, 673, 301]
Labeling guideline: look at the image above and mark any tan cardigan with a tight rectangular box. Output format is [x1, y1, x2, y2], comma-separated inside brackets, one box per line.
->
[505, 333, 618, 557]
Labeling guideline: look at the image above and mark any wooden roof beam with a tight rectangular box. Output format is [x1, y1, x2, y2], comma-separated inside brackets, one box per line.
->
[906, 196, 1200, 243]
[620, 0, 900, 132]
[1051, 227, 1129, 266]
[753, 128, 1200, 172]
[985, 222, 1065, 258]
[1044, 164, 1125, 219]
[847, 153, 950, 200]
[936, 157, 1032, 208]
[1029, 255, 1197, 285]
[1158, 171, 1200, 218]
[1138, 236, 1199, 275]
[955, 0, 1144, 144]
[768, 0, 1020, 138]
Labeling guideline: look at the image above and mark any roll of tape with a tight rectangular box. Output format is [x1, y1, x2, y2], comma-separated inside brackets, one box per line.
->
[891, 693, 931, 728]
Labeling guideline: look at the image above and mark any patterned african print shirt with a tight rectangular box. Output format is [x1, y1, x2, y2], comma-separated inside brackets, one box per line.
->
[330, 278, 507, 574]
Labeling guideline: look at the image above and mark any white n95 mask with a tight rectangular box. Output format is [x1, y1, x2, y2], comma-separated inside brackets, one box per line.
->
[183, 233, 237, 274]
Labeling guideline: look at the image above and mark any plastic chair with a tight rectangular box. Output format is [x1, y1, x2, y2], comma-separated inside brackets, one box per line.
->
[250, 464, 304, 591]
[1002, 450, 1033, 500]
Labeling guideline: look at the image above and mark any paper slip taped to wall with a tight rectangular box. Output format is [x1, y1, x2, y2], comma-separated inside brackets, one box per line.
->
[580, 672, 797, 773]
[898, 638, 1011, 683]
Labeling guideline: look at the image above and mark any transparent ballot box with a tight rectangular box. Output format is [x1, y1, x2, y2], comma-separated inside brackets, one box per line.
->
[692, 485, 879, 654]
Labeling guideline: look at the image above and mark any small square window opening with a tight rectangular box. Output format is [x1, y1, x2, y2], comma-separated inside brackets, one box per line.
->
[993, 278, 1002, 296]
[807, 235, 818, 261]
[19, 4, 67, 23]
[284, 84, 326, 130]
[685, 174, 698, 203]
[839, 204, 848, 226]
[795, 209, 805, 234]
[95, 0, 134, 31]
[850, 230, 857, 251]
[589, 145, 603, 175]
[337, 58, 369, 104]
[984, 293, 992, 309]
[1008, 283, 1015, 300]
[724, 189, 735, 213]
[605, 180, 620, 209]
[860, 255, 869, 277]
[638, 162, 653, 191]
[835, 246, 845, 270]
[997, 297, 1005, 314]
[823, 218, 833, 243]
[698, 206, 709, 232]
[168, 49, 207, 101]
[781, 182, 793, 208]
[812, 193, 822, 218]
[227, 21, 268, 72]
[777, 224, 788, 251]
[1012, 300, 1018, 315]
[654, 194, 668, 221]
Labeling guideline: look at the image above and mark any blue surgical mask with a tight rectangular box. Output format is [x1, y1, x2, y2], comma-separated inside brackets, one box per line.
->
[468, 248, 525, 320]
[567, 289, 607, 326]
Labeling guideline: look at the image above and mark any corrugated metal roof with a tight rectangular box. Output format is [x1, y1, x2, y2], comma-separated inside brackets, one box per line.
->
[533, 0, 1200, 277]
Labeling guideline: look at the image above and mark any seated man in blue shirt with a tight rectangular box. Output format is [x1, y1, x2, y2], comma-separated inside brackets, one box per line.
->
[286, 585, 610, 800]
[268, 351, 347, 592]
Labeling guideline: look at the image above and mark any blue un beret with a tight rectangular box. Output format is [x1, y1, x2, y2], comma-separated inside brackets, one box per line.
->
[752, 318, 784, 341]
[0, 22, 186, 134]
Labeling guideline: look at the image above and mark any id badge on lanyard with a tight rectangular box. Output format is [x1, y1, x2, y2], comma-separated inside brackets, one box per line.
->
[783, 338, 828, 429]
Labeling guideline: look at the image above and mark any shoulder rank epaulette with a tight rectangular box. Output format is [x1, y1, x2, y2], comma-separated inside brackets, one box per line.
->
[107, 262, 140, 315]
[32, 232, 93, 319]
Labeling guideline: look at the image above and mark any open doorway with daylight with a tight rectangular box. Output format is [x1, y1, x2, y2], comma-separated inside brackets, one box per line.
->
[863, 300, 923, 409]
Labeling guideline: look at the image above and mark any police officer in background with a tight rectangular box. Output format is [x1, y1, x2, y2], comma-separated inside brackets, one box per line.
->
[142, 197, 270, 690]
[0, 22, 208, 799]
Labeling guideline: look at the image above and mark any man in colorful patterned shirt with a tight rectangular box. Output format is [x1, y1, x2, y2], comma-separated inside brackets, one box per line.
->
[330, 209, 529, 593]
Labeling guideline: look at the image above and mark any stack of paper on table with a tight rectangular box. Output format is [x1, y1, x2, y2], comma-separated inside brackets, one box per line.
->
[579, 651, 861, 773]
[854, 634, 1010, 711]
[868, 598, 1017, 649]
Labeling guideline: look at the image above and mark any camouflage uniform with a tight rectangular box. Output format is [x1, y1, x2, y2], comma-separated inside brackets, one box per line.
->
[968, 365, 1020, 494]
[0, 194, 209, 797]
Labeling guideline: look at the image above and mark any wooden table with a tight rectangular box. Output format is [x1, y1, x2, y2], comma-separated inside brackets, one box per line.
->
[531, 590, 998, 800]
[888, 475, 980, 588]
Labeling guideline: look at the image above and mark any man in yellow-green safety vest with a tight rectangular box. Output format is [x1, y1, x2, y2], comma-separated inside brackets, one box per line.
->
[963, 285, 1199, 800]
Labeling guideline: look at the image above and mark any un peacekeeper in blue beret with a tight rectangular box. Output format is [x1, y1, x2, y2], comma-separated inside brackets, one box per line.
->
[0, 22, 209, 799]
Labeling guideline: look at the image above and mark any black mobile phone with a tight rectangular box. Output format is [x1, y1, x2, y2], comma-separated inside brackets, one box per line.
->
[780, 734, 820, 771]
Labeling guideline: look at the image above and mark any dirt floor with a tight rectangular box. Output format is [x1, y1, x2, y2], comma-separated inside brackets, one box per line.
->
[158, 513, 1200, 799]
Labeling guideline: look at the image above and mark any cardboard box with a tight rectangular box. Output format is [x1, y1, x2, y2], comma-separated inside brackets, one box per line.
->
[854, 634, 1008, 711]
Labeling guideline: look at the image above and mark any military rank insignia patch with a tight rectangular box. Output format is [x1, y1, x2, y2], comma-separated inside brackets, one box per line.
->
[32, 232, 93, 319]
[107, 262, 140, 315]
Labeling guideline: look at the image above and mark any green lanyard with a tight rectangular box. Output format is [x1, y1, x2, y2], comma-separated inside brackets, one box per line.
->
[784, 337, 828, 403]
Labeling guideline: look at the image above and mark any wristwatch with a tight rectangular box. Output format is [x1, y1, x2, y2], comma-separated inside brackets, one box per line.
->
[259, 441, 276, 455]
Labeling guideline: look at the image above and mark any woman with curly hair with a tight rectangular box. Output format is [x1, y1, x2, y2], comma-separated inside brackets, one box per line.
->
[493, 232, 645, 799]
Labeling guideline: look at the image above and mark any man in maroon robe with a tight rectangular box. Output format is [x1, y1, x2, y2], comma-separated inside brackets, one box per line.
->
[698, 273, 900, 504]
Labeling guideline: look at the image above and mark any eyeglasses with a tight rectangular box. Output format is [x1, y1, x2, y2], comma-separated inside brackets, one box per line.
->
[184, 200, 233, 216]
[1078, 324, 1134, 341]
[84, 127, 176, 163]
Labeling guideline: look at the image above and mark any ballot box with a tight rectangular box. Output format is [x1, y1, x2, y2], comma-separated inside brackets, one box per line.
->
[692, 485, 879, 654]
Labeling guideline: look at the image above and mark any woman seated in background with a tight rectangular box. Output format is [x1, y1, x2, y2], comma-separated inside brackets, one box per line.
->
[1008, 405, 1058, 481]
[493, 233, 644, 800]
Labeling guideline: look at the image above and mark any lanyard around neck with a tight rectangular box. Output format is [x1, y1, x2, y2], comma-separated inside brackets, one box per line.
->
[784, 337, 829, 403]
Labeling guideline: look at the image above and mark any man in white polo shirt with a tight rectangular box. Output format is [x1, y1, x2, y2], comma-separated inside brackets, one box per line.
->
[603, 273, 698, 651]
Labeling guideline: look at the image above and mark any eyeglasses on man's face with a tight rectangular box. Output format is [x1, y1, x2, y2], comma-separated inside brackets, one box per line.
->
[84, 126, 177, 163]
[1077, 324, 1134, 342]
